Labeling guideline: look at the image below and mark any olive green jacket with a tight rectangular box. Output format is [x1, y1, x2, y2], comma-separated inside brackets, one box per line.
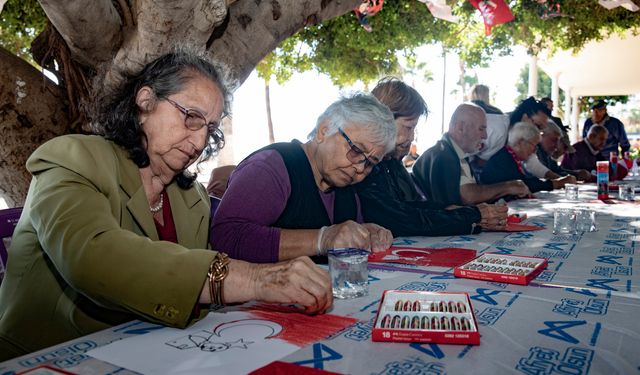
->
[0, 135, 216, 359]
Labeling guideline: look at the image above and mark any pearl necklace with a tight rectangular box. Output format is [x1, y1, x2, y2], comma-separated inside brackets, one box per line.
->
[150, 193, 164, 214]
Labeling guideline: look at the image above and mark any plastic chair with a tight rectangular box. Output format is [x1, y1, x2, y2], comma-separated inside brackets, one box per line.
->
[0, 207, 22, 282]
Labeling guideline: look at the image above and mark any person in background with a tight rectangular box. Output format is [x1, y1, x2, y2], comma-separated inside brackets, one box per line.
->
[561, 125, 608, 177]
[582, 99, 630, 158]
[536, 120, 591, 181]
[412, 103, 530, 206]
[481, 122, 575, 197]
[207, 164, 235, 198]
[508, 96, 564, 181]
[211, 93, 395, 264]
[469, 84, 503, 114]
[0, 51, 333, 361]
[402, 142, 420, 168]
[540, 97, 566, 131]
[553, 129, 576, 161]
[355, 77, 508, 237]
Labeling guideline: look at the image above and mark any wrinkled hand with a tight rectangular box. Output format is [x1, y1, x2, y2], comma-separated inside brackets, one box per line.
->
[507, 180, 531, 197]
[552, 175, 577, 189]
[320, 220, 387, 253]
[575, 169, 591, 181]
[361, 223, 393, 253]
[253, 257, 332, 314]
[477, 202, 508, 231]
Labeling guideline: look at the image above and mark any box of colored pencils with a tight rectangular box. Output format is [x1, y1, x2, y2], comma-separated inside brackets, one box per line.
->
[372, 290, 480, 345]
[454, 253, 547, 285]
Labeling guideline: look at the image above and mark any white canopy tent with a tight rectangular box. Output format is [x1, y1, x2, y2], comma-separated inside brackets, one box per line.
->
[534, 29, 640, 139]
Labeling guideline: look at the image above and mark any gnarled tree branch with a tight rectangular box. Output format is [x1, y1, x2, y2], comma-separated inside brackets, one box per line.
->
[208, 0, 360, 86]
[38, 0, 122, 67]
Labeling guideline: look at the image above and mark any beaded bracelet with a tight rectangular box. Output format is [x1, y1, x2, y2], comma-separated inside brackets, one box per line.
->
[208, 252, 230, 305]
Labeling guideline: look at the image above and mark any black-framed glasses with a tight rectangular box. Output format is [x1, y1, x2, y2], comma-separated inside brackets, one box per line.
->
[338, 128, 377, 170]
[164, 98, 220, 132]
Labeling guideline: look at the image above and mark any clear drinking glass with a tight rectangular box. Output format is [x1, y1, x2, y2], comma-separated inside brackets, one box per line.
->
[564, 184, 579, 201]
[618, 184, 635, 201]
[553, 208, 576, 235]
[328, 248, 369, 299]
[575, 209, 597, 232]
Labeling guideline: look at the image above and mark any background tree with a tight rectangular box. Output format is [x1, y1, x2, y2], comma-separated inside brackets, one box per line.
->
[0, 0, 362, 206]
[1, 0, 640, 206]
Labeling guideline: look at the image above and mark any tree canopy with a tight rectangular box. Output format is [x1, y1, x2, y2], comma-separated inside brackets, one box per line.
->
[264, 0, 640, 86]
[1, 0, 640, 206]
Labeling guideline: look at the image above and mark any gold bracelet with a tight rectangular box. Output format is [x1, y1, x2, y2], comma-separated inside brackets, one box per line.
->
[208, 252, 230, 305]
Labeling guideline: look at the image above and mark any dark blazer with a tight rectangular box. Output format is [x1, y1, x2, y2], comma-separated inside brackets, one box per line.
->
[356, 159, 481, 237]
[0, 135, 215, 359]
[412, 135, 467, 206]
[480, 147, 553, 194]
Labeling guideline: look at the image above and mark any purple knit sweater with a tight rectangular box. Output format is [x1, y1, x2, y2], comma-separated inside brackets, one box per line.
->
[210, 149, 363, 263]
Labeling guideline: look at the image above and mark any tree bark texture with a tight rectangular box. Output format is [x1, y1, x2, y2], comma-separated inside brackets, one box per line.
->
[0, 0, 360, 206]
[0, 46, 68, 207]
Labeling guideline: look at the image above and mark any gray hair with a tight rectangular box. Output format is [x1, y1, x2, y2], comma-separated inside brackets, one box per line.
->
[542, 120, 561, 136]
[508, 122, 540, 147]
[470, 84, 491, 103]
[308, 92, 396, 154]
[588, 124, 608, 138]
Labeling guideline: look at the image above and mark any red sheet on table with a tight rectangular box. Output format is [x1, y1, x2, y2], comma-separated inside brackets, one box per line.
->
[368, 246, 477, 267]
[241, 304, 358, 347]
[503, 223, 545, 232]
[250, 361, 340, 375]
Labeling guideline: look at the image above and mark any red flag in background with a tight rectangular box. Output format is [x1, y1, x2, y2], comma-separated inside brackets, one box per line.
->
[469, 0, 514, 35]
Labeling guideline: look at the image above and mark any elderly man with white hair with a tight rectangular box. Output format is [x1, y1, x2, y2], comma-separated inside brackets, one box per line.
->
[536, 120, 591, 181]
[480, 122, 576, 198]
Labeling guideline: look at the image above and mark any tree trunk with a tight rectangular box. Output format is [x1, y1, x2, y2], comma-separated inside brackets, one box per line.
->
[0, 46, 69, 207]
[0, 0, 361, 206]
[265, 79, 275, 144]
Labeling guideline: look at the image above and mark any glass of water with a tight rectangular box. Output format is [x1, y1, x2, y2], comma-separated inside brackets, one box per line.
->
[564, 184, 579, 201]
[553, 208, 576, 235]
[575, 209, 597, 232]
[618, 184, 635, 201]
[328, 248, 369, 299]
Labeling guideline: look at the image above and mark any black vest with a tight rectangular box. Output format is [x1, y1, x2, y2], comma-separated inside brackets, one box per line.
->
[249, 140, 358, 263]
[251, 140, 358, 228]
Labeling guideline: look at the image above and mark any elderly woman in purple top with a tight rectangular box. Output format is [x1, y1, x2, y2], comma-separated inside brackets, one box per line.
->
[211, 93, 396, 263]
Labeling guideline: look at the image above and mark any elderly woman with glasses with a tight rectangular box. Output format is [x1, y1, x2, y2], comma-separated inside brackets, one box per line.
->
[211, 93, 396, 263]
[0, 50, 334, 361]
[480, 122, 574, 198]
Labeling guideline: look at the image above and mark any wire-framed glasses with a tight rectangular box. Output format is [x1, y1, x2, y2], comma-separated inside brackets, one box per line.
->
[338, 128, 376, 170]
[165, 98, 220, 133]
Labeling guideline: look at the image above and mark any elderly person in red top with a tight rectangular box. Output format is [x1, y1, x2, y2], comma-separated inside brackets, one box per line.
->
[211, 93, 396, 263]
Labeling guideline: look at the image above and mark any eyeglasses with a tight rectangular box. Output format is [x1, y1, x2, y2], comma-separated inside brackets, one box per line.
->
[338, 128, 377, 170]
[164, 98, 220, 132]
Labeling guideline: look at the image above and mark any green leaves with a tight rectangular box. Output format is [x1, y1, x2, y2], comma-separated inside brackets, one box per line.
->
[0, 0, 46, 62]
[262, 0, 640, 87]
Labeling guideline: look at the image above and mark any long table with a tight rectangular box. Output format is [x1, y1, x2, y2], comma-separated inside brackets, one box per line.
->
[1, 183, 638, 374]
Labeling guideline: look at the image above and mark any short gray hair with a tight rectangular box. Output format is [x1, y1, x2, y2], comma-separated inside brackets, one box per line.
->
[588, 124, 608, 138]
[542, 120, 561, 136]
[508, 122, 540, 147]
[308, 92, 396, 154]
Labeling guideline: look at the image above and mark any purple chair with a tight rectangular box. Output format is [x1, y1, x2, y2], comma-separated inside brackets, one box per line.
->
[0, 207, 22, 282]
